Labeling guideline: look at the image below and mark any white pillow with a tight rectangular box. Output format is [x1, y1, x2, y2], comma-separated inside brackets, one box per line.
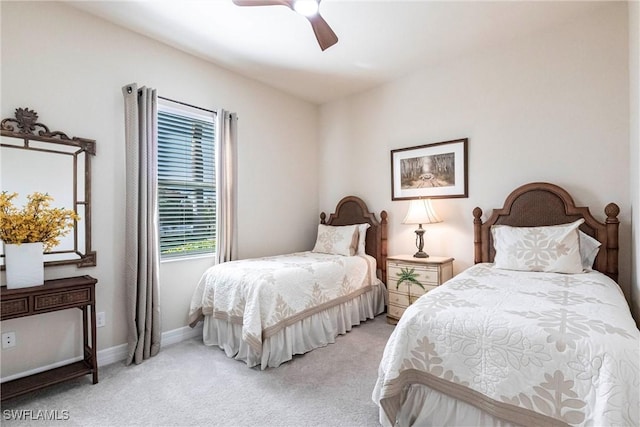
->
[311, 224, 359, 256]
[492, 219, 584, 274]
[356, 223, 371, 255]
[578, 230, 601, 270]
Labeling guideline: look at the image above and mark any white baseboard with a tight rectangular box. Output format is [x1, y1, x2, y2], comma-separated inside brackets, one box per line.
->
[161, 323, 203, 347]
[1, 324, 203, 383]
[98, 343, 128, 367]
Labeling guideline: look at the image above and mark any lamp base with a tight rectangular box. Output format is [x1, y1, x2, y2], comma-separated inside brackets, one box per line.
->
[413, 226, 429, 258]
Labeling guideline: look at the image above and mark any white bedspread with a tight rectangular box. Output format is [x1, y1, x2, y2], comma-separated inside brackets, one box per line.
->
[189, 251, 376, 353]
[373, 263, 639, 427]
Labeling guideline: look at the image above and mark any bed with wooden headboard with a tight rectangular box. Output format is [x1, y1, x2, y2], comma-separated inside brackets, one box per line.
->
[189, 195, 388, 370]
[320, 195, 388, 283]
[374, 182, 638, 427]
[473, 182, 620, 280]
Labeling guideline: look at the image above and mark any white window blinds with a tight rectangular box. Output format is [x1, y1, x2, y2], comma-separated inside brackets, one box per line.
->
[157, 100, 216, 259]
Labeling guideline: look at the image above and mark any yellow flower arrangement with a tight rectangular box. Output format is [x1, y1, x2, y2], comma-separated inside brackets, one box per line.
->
[0, 191, 79, 251]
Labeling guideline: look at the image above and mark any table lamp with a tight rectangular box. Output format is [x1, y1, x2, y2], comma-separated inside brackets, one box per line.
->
[402, 198, 442, 258]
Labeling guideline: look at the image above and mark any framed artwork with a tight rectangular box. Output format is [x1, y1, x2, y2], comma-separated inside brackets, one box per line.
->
[391, 138, 468, 200]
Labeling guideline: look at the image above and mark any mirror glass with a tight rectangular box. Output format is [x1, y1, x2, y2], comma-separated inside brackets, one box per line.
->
[0, 108, 96, 268]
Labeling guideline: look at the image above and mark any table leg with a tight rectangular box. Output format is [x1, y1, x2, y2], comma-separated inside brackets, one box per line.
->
[90, 302, 98, 384]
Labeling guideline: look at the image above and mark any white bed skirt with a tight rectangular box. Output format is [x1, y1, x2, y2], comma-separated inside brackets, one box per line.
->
[202, 281, 386, 369]
[379, 384, 518, 427]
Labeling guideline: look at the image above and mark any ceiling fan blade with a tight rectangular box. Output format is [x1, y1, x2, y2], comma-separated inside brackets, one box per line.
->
[307, 13, 338, 51]
[233, 0, 338, 51]
[232, 0, 293, 7]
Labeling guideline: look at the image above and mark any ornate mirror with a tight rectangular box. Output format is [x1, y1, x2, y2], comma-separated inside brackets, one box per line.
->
[1, 108, 96, 268]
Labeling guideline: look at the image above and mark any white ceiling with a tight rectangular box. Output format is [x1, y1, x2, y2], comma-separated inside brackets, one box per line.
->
[66, 0, 608, 105]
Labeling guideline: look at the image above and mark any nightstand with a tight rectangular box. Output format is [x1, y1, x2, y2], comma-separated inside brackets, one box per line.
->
[386, 255, 454, 324]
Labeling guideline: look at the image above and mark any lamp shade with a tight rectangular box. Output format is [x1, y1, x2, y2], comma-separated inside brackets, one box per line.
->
[402, 199, 442, 225]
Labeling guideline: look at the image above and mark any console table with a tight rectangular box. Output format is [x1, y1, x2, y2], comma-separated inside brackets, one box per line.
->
[1, 275, 98, 400]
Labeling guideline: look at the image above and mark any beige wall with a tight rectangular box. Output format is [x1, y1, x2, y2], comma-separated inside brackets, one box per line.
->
[0, 2, 319, 377]
[319, 3, 634, 308]
[630, 0, 640, 326]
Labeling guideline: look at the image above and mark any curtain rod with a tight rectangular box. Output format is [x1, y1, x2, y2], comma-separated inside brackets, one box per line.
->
[158, 95, 216, 114]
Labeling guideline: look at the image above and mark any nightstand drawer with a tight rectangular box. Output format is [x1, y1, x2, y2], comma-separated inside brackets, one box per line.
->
[387, 304, 406, 320]
[388, 287, 437, 306]
[390, 282, 438, 295]
[388, 264, 439, 285]
[387, 290, 410, 306]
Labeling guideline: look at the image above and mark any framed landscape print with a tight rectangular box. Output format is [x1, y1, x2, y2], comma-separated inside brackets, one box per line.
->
[391, 138, 468, 200]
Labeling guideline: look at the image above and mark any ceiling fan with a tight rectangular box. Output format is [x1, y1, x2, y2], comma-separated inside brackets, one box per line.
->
[232, 0, 338, 51]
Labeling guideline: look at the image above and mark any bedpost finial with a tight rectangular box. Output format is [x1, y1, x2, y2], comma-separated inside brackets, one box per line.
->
[380, 210, 388, 222]
[320, 212, 326, 224]
[604, 203, 620, 221]
[472, 207, 483, 220]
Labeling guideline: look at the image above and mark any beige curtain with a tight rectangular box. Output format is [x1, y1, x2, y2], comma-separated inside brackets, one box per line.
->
[215, 109, 238, 264]
[122, 83, 161, 365]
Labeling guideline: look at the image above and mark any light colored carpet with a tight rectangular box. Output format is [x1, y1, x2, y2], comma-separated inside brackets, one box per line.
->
[1, 315, 395, 427]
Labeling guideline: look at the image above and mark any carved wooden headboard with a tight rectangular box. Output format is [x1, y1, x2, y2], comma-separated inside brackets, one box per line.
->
[472, 182, 620, 282]
[321, 196, 388, 284]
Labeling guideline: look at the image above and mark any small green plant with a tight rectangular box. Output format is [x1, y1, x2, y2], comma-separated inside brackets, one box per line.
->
[396, 267, 425, 304]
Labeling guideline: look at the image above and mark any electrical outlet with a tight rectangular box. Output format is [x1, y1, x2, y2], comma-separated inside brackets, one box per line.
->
[2, 332, 16, 349]
[96, 312, 106, 328]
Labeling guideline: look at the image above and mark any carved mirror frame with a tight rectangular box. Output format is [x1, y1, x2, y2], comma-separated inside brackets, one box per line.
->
[1, 108, 96, 268]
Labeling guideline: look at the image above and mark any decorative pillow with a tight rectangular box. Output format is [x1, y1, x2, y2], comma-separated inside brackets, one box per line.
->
[578, 230, 601, 270]
[492, 219, 584, 273]
[356, 223, 371, 255]
[311, 224, 359, 256]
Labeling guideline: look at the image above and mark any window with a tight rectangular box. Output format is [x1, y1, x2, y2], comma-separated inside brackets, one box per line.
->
[157, 99, 216, 259]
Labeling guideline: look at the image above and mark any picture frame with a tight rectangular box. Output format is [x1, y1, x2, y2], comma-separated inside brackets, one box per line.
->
[391, 138, 468, 200]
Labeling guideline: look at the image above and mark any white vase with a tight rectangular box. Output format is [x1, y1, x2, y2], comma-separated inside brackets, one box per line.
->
[5, 242, 44, 289]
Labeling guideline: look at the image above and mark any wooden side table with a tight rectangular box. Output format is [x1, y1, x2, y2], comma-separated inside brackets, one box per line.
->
[0, 275, 98, 400]
[386, 255, 453, 324]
